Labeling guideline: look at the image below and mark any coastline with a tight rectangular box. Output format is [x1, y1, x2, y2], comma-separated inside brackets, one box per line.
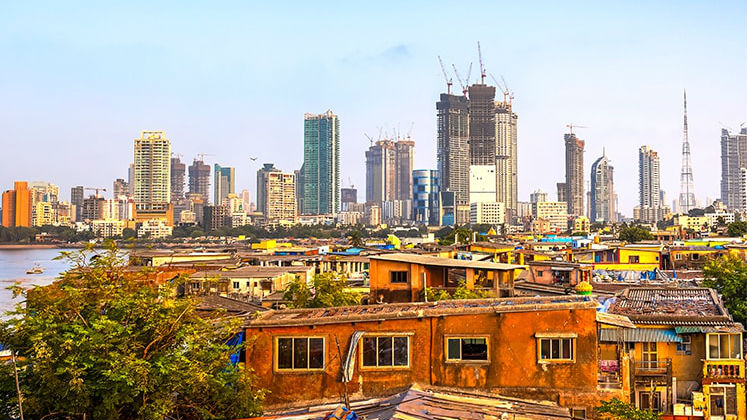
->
[0, 244, 78, 250]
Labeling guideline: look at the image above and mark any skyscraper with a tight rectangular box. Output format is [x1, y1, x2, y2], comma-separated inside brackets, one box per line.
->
[395, 139, 414, 202]
[170, 156, 186, 203]
[590, 150, 615, 223]
[436, 93, 469, 222]
[341, 187, 358, 211]
[635, 145, 670, 222]
[412, 169, 440, 225]
[113, 179, 129, 199]
[564, 132, 585, 216]
[213, 164, 235, 205]
[467, 84, 496, 166]
[1, 181, 31, 228]
[679, 90, 696, 213]
[720, 127, 747, 210]
[302, 110, 340, 215]
[71, 185, 84, 222]
[257, 163, 280, 216]
[263, 171, 297, 224]
[188, 158, 211, 203]
[365, 140, 396, 203]
[133, 131, 171, 218]
[495, 101, 518, 223]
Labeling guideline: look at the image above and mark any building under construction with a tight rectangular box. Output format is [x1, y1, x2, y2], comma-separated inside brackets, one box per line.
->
[188, 158, 211, 204]
[495, 101, 518, 223]
[436, 93, 469, 223]
[564, 132, 585, 216]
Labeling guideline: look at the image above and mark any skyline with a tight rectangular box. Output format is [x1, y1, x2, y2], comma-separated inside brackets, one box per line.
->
[1, 1, 746, 214]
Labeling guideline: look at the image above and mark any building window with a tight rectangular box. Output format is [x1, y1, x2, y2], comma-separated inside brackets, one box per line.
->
[692, 253, 700, 260]
[538, 338, 574, 361]
[709, 386, 738, 416]
[707, 333, 742, 360]
[641, 342, 658, 368]
[677, 335, 692, 355]
[390, 271, 408, 283]
[446, 337, 488, 362]
[276, 337, 325, 371]
[628, 256, 640, 263]
[537, 270, 544, 277]
[571, 409, 587, 420]
[362, 336, 409, 368]
[232, 281, 240, 289]
[675, 254, 682, 260]
[639, 391, 662, 412]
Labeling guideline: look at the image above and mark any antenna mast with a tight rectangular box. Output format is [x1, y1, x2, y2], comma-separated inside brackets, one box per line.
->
[679, 89, 696, 213]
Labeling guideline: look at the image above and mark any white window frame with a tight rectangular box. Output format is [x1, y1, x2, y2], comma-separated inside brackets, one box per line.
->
[706, 333, 743, 360]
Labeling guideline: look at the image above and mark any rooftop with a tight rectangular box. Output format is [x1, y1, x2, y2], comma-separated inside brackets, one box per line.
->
[607, 287, 735, 325]
[370, 253, 524, 271]
[190, 265, 311, 279]
[244, 295, 597, 328]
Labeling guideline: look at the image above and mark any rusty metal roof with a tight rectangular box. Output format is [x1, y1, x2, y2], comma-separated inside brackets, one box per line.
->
[244, 295, 597, 328]
[370, 252, 525, 270]
[607, 287, 734, 325]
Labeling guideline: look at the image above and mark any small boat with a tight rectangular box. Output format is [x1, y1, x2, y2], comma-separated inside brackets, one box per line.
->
[26, 264, 44, 275]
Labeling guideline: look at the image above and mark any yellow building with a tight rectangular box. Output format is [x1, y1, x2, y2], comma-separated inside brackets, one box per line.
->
[573, 215, 590, 233]
[604, 288, 745, 419]
[674, 214, 711, 232]
[33, 201, 54, 227]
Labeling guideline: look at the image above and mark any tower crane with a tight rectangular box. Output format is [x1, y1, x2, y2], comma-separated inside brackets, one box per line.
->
[565, 123, 588, 135]
[364, 133, 375, 146]
[451, 63, 471, 97]
[477, 41, 486, 84]
[196, 153, 214, 161]
[437, 56, 453, 95]
[85, 187, 107, 198]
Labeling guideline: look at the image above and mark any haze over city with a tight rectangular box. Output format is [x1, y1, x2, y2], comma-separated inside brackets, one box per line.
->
[1, 1, 745, 214]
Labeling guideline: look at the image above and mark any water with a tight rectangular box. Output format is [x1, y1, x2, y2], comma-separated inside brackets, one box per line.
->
[0, 248, 74, 313]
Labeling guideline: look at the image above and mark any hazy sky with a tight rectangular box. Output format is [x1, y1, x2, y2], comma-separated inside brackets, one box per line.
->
[1, 1, 745, 214]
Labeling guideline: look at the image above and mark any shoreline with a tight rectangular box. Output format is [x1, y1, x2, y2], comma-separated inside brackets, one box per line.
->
[0, 244, 77, 250]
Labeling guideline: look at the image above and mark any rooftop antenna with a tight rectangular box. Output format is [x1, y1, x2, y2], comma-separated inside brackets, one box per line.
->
[437, 56, 453, 95]
[477, 41, 486, 84]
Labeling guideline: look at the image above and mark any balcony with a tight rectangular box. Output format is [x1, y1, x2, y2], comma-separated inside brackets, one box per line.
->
[633, 360, 672, 377]
[703, 360, 745, 381]
[598, 359, 622, 389]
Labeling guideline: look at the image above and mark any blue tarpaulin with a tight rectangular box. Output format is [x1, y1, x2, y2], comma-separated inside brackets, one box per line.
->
[227, 331, 244, 365]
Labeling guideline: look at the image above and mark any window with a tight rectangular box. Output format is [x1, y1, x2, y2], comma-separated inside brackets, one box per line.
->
[641, 342, 658, 368]
[390, 271, 408, 283]
[232, 281, 240, 289]
[362, 336, 409, 368]
[708, 333, 742, 360]
[692, 253, 700, 260]
[537, 270, 544, 277]
[677, 335, 692, 355]
[276, 337, 324, 371]
[675, 254, 683, 260]
[639, 391, 662, 412]
[539, 338, 574, 361]
[446, 337, 488, 362]
[571, 409, 587, 420]
[629, 255, 640, 263]
[709, 386, 737, 416]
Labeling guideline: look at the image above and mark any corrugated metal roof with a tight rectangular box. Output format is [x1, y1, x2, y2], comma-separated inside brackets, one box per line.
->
[599, 328, 683, 343]
[675, 325, 744, 334]
[596, 312, 636, 328]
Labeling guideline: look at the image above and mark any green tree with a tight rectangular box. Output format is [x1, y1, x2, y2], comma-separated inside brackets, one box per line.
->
[283, 273, 361, 308]
[727, 221, 747, 237]
[703, 255, 747, 325]
[121, 227, 136, 239]
[0, 243, 264, 420]
[618, 226, 653, 243]
[346, 227, 365, 248]
[596, 398, 661, 420]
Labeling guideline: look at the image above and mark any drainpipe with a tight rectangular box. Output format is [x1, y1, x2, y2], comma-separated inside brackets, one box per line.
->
[423, 271, 428, 302]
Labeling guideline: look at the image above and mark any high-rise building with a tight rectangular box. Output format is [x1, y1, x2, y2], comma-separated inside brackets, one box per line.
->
[530, 189, 548, 204]
[71, 185, 84, 222]
[740, 168, 747, 211]
[170, 156, 186, 203]
[395, 139, 414, 202]
[133, 131, 171, 215]
[469, 165, 496, 204]
[365, 140, 395, 203]
[556, 183, 566, 202]
[495, 101, 518, 223]
[295, 165, 304, 214]
[127, 163, 135, 196]
[82, 196, 105, 221]
[202, 205, 231, 231]
[28, 182, 59, 204]
[720, 128, 747, 210]
[213, 164, 235, 205]
[257, 163, 280, 215]
[469, 201, 505, 225]
[679, 90, 696, 213]
[563, 132, 585, 216]
[263, 171, 297, 224]
[188, 158, 210, 204]
[302, 110, 340, 215]
[113, 178, 129, 199]
[636, 145, 670, 222]
[590, 150, 615, 223]
[436, 93, 469, 222]
[1, 181, 32, 228]
[341, 187, 357, 211]
[468, 84, 496, 166]
[532, 201, 568, 232]
[412, 169, 440, 225]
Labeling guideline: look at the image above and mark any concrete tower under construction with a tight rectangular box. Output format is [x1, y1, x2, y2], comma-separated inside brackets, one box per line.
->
[564, 132, 585, 216]
[495, 100, 518, 223]
[436, 93, 469, 222]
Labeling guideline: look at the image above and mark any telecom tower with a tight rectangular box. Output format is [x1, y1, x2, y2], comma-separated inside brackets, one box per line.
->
[678, 90, 696, 213]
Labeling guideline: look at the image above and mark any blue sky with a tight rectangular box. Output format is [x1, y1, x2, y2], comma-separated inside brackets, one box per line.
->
[1, 1, 745, 214]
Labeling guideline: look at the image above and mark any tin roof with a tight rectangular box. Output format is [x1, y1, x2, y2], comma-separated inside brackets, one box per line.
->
[599, 328, 682, 343]
[607, 287, 735, 326]
[244, 295, 597, 327]
[370, 253, 524, 271]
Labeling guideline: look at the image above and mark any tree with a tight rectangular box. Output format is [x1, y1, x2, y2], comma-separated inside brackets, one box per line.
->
[596, 398, 661, 420]
[618, 226, 653, 243]
[346, 227, 365, 248]
[0, 243, 264, 420]
[283, 273, 361, 308]
[703, 255, 747, 326]
[727, 221, 747, 237]
[121, 227, 136, 239]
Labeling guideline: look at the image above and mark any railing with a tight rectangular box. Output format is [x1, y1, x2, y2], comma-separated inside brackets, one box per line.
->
[703, 360, 745, 379]
[634, 359, 672, 376]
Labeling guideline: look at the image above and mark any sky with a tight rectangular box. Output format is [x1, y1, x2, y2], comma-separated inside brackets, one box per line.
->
[1, 1, 745, 215]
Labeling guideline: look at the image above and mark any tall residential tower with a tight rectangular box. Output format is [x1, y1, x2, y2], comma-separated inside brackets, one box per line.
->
[564, 132, 585, 216]
[589, 150, 614, 223]
[302, 111, 340, 215]
[720, 127, 747, 210]
[133, 131, 171, 219]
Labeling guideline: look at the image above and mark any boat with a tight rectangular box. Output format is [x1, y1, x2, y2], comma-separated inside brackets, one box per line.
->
[26, 264, 44, 275]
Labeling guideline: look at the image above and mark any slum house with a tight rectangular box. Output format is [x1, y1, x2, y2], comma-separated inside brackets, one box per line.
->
[187, 265, 314, 307]
[603, 288, 745, 420]
[368, 253, 523, 303]
[571, 245, 663, 272]
[129, 249, 235, 267]
[663, 246, 729, 271]
[525, 260, 594, 286]
[243, 295, 629, 414]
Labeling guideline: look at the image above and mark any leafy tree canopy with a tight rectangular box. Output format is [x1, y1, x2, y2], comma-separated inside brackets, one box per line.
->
[703, 255, 747, 326]
[596, 398, 661, 420]
[727, 221, 747, 237]
[283, 273, 361, 308]
[618, 226, 653, 243]
[0, 243, 264, 420]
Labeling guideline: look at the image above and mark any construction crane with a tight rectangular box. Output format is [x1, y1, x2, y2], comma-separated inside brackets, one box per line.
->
[489, 73, 508, 102]
[171, 152, 183, 160]
[364, 133, 375, 146]
[437, 56, 453, 95]
[477, 41, 486, 84]
[407, 122, 414, 139]
[565, 123, 588, 135]
[452, 64, 469, 97]
[196, 153, 214, 161]
[85, 187, 107, 198]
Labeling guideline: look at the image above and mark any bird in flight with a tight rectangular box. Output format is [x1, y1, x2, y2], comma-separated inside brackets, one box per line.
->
[249, 157, 257, 161]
